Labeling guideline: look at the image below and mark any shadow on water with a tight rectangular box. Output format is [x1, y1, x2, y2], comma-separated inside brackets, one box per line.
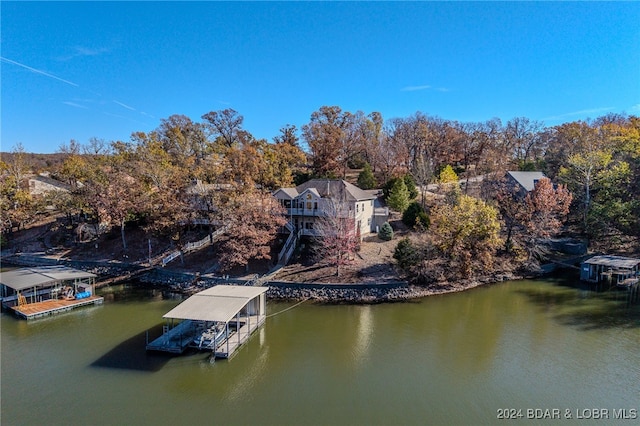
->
[98, 282, 183, 304]
[91, 324, 174, 372]
[516, 275, 640, 330]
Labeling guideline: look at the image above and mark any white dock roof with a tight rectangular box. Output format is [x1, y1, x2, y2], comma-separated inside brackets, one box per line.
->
[163, 285, 268, 323]
[0, 266, 97, 291]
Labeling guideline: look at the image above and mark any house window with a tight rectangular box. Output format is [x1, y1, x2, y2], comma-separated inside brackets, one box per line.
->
[356, 204, 359, 213]
[314, 202, 318, 210]
[306, 201, 312, 209]
[284, 200, 291, 208]
[305, 222, 313, 229]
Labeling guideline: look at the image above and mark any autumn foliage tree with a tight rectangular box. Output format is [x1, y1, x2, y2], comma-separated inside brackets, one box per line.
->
[312, 198, 360, 277]
[430, 193, 502, 277]
[215, 189, 287, 271]
[518, 178, 572, 264]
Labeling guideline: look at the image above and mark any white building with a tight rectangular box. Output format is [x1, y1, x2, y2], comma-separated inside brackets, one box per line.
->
[273, 179, 387, 237]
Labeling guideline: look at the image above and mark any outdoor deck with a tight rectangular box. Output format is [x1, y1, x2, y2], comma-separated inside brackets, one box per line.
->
[8, 296, 104, 320]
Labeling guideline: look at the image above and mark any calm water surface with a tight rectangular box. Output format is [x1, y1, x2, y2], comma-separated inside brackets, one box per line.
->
[1, 278, 639, 425]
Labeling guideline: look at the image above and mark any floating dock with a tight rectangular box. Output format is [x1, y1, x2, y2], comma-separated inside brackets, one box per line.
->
[146, 285, 268, 358]
[9, 296, 104, 320]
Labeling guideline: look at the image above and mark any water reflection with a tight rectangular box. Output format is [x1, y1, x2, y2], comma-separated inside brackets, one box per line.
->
[3, 278, 640, 426]
[515, 281, 640, 330]
[351, 305, 373, 366]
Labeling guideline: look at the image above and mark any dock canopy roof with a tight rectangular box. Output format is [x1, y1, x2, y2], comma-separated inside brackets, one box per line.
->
[583, 255, 640, 270]
[0, 266, 97, 291]
[163, 285, 269, 323]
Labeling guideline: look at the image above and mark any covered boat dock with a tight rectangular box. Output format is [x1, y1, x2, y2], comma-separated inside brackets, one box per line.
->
[0, 266, 102, 320]
[146, 285, 268, 358]
[580, 255, 640, 285]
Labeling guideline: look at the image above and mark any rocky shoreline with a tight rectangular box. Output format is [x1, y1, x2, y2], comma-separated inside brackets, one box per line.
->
[3, 253, 522, 304]
[263, 272, 522, 304]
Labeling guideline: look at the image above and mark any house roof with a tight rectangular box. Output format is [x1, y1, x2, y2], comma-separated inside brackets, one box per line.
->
[583, 255, 640, 269]
[0, 266, 97, 291]
[507, 171, 546, 192]
[162, 285, 268, 323]
[293, 179, 376, 202]
[273, 187, 299, 199]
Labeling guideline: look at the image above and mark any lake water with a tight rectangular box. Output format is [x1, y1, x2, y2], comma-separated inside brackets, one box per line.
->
[1, 278, 639, 425]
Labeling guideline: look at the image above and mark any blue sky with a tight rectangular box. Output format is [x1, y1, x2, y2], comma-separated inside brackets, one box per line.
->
[2, 1, 639, 154]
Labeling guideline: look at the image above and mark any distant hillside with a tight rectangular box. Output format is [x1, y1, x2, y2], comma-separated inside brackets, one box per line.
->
[0, 152, 68, 173]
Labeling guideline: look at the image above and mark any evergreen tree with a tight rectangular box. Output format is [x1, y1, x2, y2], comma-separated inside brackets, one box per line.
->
[378, 222, 394, 241]
[403, 174, 419, 199]
[402, 201, 430, 229]
[438, 165, 458, 183]
[393, 237, 418, 271]
[387, 178, 410, 212]
[357, 162, 377, 189]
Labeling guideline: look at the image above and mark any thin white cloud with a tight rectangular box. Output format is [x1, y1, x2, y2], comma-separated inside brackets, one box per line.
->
[401, 85, 431, 92]
[74, 46, 109, 56]
[63, 101, 89, 109]
[113, 100, 136, 111]
[140, 111, 156, 119]
[630, 104, 640, 113]
[58, 46, 110, 61]
[1, 56, 79, 87]
[435, 87, 450, 92]
[542, 107, 614, 121]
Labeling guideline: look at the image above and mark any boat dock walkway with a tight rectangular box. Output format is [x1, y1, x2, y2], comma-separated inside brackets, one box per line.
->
[146, 314, 265, 358]
[8, 296, 104, 320]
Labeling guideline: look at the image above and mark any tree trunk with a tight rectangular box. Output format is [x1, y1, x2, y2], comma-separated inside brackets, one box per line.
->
[121, 220, 127, 250]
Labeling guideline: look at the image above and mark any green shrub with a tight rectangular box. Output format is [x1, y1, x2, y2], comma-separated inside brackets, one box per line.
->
[378, 222, 394, 241]
[393, 237, 418, 271]
[402, 202, 430, 229]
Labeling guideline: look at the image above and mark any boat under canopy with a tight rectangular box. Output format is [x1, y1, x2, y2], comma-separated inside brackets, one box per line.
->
[146, 285, 268, 358]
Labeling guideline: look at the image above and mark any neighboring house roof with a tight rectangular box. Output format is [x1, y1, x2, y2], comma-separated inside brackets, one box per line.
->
[28, 174, 72, 196]
[284, 179, 376, 202]
[507, 171, 546, 192]
[582, 255, 640, 269]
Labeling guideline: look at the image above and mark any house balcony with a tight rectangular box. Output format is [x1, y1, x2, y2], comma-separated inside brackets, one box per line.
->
[286, 207, 322, 217]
